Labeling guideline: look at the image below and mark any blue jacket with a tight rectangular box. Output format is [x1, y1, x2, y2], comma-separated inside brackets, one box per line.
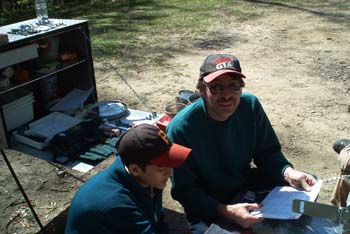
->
[167, 93, 292, 218]
[65, 157, 165, 234]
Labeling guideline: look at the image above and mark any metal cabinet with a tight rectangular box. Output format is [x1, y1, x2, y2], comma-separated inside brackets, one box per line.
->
[0, 19, 97, 148]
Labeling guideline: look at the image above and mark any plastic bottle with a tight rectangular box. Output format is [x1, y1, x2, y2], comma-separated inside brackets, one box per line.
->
[35, 0, 49, 24]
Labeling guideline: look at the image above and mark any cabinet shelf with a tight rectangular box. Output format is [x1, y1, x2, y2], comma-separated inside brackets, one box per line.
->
[0, 58, 86, 95]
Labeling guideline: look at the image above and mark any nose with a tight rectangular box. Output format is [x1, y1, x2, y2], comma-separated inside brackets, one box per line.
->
[220, 86, 234, 98]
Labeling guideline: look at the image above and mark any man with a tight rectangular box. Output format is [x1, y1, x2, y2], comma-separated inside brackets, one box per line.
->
[166, 54, 316, 233]
[65, 124, 192, 234]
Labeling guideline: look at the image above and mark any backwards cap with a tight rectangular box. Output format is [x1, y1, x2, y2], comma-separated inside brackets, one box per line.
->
[116, 124, 191, 168]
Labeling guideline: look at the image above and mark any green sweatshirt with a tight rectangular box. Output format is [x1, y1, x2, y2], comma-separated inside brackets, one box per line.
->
[167, 93, 292, 218]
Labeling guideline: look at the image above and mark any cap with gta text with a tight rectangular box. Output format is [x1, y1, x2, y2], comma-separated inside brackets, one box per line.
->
[199, 54, 246, 83]
[116, 124, 191, 168]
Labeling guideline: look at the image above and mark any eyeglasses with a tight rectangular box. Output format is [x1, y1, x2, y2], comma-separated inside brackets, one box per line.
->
[204, 83, 244, 95]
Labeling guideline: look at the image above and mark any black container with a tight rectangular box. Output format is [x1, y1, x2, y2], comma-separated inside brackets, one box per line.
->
[187, 92, 200, 104]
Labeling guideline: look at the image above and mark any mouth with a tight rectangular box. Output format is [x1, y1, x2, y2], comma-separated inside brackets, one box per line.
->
[218, 101, 234, 108]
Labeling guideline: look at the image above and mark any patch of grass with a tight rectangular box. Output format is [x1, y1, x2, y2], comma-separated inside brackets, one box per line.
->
[81, 0, 261, 70]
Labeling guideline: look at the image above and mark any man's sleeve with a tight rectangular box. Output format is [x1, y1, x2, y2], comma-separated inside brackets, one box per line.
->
[252, 98, 293, 179]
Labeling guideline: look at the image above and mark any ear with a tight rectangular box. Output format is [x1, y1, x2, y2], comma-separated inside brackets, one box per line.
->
[128, 164, 143, 177]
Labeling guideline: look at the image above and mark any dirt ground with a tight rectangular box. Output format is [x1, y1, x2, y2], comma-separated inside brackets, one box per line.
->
[1, 1, 350, 233]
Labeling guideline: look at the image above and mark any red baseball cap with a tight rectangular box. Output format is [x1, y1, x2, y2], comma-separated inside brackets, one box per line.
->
[199, 54, 246, 83]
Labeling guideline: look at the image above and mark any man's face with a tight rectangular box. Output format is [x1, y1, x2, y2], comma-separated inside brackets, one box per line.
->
[133, 164, 172, 190]
[200, 73, 243, 121]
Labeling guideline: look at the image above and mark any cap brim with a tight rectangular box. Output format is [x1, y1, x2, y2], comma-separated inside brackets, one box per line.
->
[150, 143, 191, 168]
[203, 69, 246, 83]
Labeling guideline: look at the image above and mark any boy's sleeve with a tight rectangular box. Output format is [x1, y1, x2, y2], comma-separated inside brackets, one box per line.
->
[66, 201, 156, 234]
[103, 201, 157, 234]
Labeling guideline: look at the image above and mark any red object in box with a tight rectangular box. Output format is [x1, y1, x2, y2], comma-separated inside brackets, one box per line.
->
[156, 114, 173, 132]
[60, 51, 77, 62]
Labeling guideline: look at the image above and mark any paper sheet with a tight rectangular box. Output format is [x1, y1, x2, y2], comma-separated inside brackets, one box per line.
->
[72, 162, 94, 173]
[250, 180, 323, 219]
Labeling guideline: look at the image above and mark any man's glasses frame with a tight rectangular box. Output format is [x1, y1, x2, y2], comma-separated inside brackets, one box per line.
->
[204, 82, 244, 95]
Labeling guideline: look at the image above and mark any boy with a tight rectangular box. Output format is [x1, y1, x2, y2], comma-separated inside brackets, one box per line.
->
[66, 124, 191, 234]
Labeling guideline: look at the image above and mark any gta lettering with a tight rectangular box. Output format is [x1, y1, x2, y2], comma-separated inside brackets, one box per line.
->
[216, 61, 233, 69]
[158, 130, 170, 145]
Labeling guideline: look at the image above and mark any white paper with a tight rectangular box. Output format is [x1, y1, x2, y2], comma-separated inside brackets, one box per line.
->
[72, 162, 94, 173]
[250, 180, 323, 219]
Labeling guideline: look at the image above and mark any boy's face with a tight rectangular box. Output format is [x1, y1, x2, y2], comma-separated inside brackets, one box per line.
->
[131, 164, 172, 190]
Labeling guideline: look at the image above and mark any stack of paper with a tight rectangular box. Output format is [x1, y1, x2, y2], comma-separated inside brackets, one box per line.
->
[250, 180, 323, 219]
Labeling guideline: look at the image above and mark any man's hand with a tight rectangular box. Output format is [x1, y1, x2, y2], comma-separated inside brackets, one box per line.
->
[283, 167, 317, 191]
[217, 203, 263, 228]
